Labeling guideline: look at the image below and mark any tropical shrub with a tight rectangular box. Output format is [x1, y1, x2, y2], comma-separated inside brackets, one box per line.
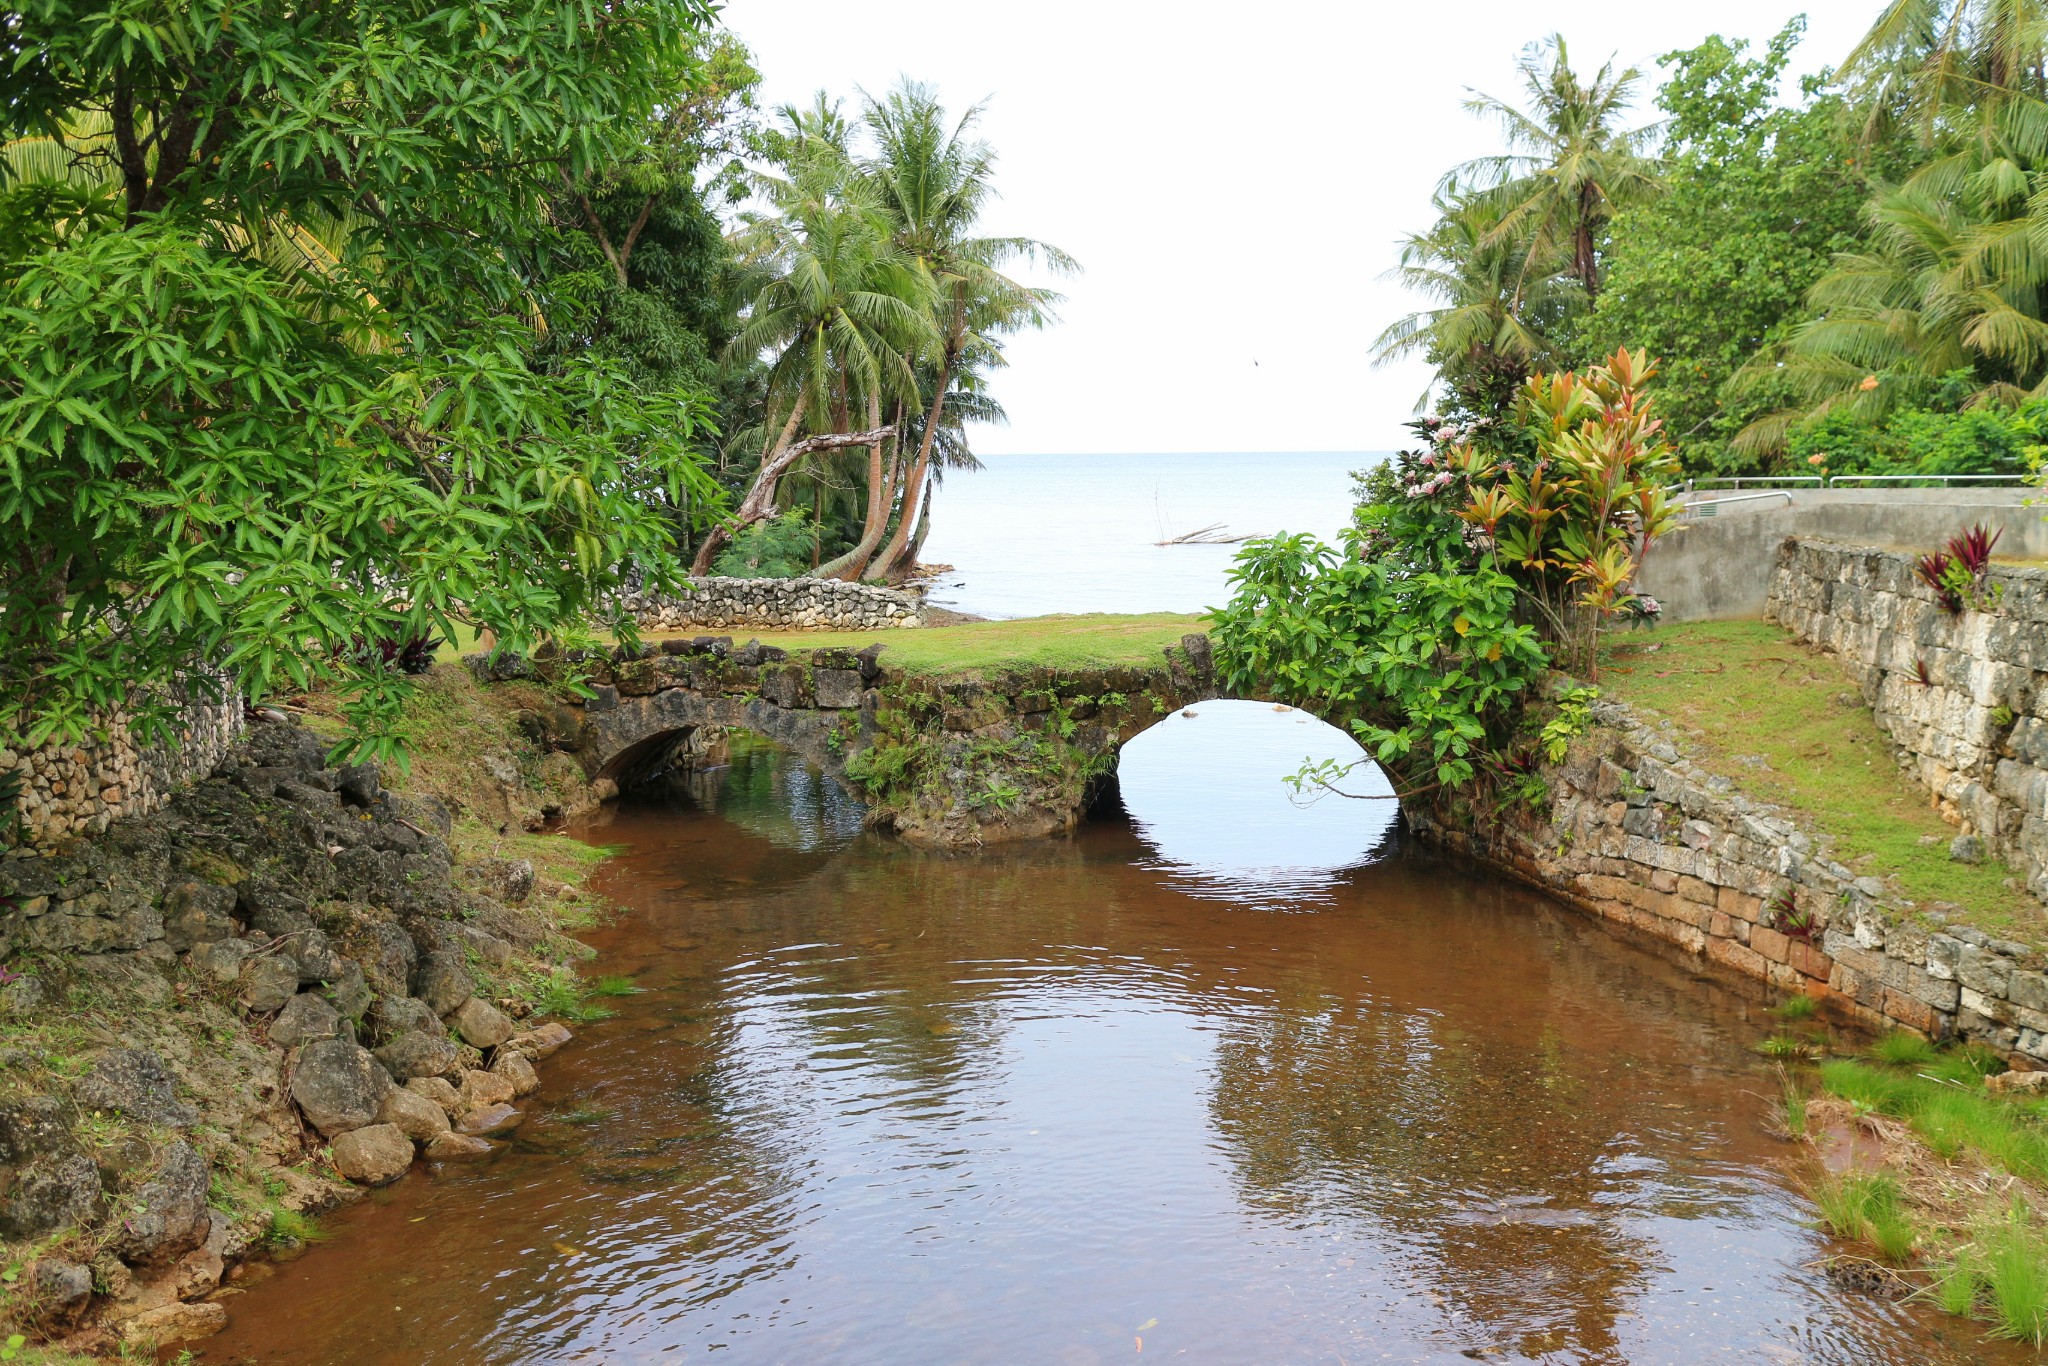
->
[1453, 348, 1684, 676]
[711, 510, 817, 579]
[1211, 532, 1548, 791]
[1789, 394, 2048, 478]
[1, 0, 727, 761]
[1915, 524, 2003, 613]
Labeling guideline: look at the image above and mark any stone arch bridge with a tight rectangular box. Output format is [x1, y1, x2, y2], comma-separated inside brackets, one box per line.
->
[481, 632, 1226, 846]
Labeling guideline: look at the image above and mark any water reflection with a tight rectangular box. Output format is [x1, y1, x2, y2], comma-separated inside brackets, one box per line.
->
[197, 747, 2020, 1366]
[1117, 699, 1398, 904]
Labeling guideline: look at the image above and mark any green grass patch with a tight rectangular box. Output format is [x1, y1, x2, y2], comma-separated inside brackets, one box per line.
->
[1812, 1171, 1918, 1262]
[261, 1207, 328, 1250]
[1821, 1057, 2048, 1180]
[1772, 994, 1819, 1020]
[590, 974, 640, 997]
[700, 612, 1204, 676]
[1871, 1031, 1940, 1067]
[1602, 620, 2041, 937]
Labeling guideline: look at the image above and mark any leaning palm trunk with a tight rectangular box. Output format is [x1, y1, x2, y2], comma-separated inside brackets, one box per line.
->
[815, 394, 891, 580]
[865, 352, 951, 582]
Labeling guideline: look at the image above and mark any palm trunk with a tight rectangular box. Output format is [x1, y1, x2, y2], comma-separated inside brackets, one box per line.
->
[866, 352, 951, 583]
[815, 392, 890, 580]
[691, 389, 807, 576]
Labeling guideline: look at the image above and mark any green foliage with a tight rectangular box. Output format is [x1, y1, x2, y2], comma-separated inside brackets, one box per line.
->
[1789, 393, 2048, 477]
[1986, 1206, 2048, 1345]
[711, 508, 816, 578]
[1, 0, 729, 760]
[1538, 687, 1597, 762]
[1773, 993, 1820, 1020]
[1584, 23, 1910, 473]
[1821, 1057, 2048, 1181]
[1211, 531, 1548, 790]
[519, 966, 615, 1024]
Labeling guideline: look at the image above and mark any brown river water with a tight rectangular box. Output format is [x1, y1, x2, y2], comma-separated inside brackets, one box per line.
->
[197, 705, 2022, 1364]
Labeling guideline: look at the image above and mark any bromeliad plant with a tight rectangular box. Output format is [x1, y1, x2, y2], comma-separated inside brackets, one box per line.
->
[1914, 524, 2002, 614]
[1453, 348, 1684, 677]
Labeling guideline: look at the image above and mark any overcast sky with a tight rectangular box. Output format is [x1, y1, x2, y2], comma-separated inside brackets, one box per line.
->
[720, 1, 1875, 456]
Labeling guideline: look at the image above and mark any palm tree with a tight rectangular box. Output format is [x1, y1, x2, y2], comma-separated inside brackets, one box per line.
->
[1451, 35, 1662, 300]
[693, 121, 931, 575]
[1840, 0, 2048, 142]
[1370, 187, 1580, 413]
[1730, 154, 2048, 453]
[854, 80, 1075, 582]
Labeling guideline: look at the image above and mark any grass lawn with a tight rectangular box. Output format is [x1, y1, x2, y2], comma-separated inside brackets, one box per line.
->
[437, 612, 1206, 676]
[1602, 619, 2044, 939]
[732, 612, 1205, 674]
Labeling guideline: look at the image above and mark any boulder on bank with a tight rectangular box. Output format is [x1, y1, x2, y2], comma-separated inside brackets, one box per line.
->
[489, 1048, 539, 1097]
[424, 1131, 494, 1160]
[404, 1076, 463, 1119]
[108, 1140, 211, 1266]
[374, 1031, 464, 1083]
[412, 950, 473, 1016]
[75, 1048, 197, 1127]
[269, 992, 342, 1049]
[448, 997, 514, 1049]
[289, 1038, 390, 1137]
[505, 1022, 573, 1061]
[329, 1124, 413, 1186]
[376, 1087, 451, 1142]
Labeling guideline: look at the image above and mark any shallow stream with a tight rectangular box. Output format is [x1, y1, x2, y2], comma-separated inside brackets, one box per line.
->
[198, 708, 2017, 1364]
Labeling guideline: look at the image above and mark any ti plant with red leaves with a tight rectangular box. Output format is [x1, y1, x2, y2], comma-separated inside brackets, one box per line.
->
[1452, 348, 1685, 679]
[1915, 524, 2004, 613]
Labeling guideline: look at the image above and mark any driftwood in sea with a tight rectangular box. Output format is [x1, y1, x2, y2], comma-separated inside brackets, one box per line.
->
[1155, 522, 1260, 546]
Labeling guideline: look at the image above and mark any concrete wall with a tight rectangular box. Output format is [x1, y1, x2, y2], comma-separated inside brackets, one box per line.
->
[1636, 488, 2046, 621]
[1768, 539, 2048, 900]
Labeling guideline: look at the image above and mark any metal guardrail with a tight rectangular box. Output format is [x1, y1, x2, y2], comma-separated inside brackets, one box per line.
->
[1825, 473, 2031, 485]
[1676, 491, 1794, 518]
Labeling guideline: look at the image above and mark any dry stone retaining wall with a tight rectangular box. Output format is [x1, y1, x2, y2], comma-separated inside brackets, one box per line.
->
[1766, 540, 2048, 901]
[1413, 699, 2048, 1060]
[4, 683, 243, 848]
[617, 576, 923, 632]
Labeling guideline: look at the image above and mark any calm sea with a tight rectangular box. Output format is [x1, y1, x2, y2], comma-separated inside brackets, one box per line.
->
[919, 451, 1383, 618]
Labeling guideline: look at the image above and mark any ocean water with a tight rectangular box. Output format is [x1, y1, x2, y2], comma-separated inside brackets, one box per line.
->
[919, 450, 1381, 618]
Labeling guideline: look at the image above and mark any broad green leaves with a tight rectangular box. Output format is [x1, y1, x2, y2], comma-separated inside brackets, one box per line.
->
[1210, 533, 1547, 792]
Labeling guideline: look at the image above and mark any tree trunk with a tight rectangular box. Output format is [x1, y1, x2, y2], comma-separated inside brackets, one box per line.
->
[688, 418, 898, 576]
[814, 391, 890, 580]
[865, 352, 952, 583]
[691, 392, 806, 575]
[893, 481, 935, 579]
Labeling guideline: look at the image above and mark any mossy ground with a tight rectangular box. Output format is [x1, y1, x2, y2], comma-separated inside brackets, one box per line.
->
[289, 665, 612, 937]
[1601, 620, 2042, 939]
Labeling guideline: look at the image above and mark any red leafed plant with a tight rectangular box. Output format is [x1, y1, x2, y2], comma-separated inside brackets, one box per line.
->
[1914, 524, 2003, 613]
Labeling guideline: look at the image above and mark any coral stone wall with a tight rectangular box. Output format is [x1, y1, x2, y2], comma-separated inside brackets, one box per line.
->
[1415, 699, 2048, 1058]
[618, 576, 923, 632]
[1767, 540, 2048, 901]
[4, 684, 243, 847]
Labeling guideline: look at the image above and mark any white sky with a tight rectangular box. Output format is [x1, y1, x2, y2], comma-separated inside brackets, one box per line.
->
[720, 1, 1876, 455]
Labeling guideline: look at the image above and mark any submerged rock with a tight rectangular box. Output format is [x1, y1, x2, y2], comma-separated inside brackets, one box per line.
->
[117, 1299, 227, 1348]
[456, 1103, 522, 1137]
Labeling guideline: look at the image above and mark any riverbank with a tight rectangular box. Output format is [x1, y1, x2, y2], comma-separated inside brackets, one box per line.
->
[0, 668, 621, 1356]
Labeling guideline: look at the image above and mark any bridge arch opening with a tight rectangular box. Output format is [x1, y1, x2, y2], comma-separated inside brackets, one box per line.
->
[601, 723, 865, 855]
[1111, 699, 1398, 903]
